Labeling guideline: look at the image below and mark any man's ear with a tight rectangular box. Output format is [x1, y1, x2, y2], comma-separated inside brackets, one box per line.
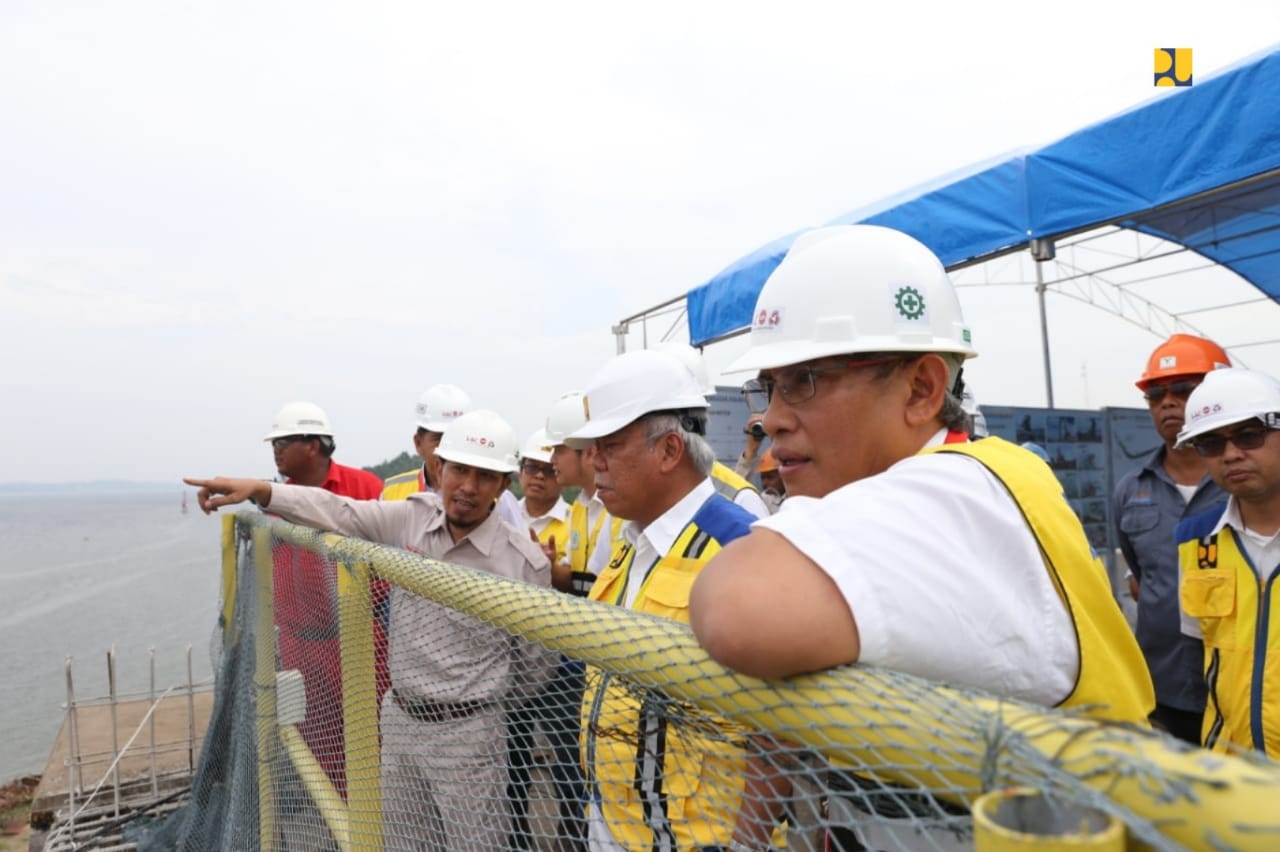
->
[902, 355, 949, 428]
[656, 431, 685, 473]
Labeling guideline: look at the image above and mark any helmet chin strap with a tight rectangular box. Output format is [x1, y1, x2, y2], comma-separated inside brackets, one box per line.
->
[950, 365, 967, 400]
[679, 411, 708, 436]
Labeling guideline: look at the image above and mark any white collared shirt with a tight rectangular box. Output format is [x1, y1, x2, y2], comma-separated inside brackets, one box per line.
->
[519, 495, 571, 535]
[754, 428, 1078, 706]
[619, 478, 716, 609]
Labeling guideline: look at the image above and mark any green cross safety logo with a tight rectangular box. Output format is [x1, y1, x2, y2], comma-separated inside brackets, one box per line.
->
[894, 286, 925, 320]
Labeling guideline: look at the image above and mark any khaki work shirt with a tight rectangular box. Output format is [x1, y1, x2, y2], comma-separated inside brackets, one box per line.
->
[267, 484, 554, 705]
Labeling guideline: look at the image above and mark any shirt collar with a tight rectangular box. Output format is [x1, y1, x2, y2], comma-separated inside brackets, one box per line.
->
[574, 489, 604, 512]
[1213, 496, 1280, 546]
[623, 477, 717, 555]
[920, 427, 953, 450]
[520, 496, 570, 524]
[435, 500, 505, 556]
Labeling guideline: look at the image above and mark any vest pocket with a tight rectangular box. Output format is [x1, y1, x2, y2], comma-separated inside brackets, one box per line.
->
[1182, 570, 1237, 648]
[643, 568, 697, 620]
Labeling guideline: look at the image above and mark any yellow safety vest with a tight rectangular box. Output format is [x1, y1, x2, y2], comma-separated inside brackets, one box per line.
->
[710, 460, 759, 503]
[380, 466, 425, 502]
[582, 494, 755, 851]
[1178, 512, 1280, 756]
[928, 438, 1154, 724]
[535, 515, 569, 567]
[567, 499, 622, 597]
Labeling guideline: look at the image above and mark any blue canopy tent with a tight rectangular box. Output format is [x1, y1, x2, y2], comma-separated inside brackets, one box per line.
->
[670, 44, 1280, 402]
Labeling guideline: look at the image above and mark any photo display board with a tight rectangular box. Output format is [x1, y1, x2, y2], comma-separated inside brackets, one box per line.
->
[982, 405, 1157, 573]
[706, 387, 755, 479]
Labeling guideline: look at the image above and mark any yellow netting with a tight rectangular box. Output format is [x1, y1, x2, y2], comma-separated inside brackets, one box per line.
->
[133, 510, 1280, 852]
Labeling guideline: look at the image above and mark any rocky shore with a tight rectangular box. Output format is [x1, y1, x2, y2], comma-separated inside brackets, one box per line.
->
[0, 776, 37, 851]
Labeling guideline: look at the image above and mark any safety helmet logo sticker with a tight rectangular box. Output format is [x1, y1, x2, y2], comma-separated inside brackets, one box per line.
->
[893, 285, 926, 320]
[753, 307, 782, 331]
[1159, 355, 1178, 369]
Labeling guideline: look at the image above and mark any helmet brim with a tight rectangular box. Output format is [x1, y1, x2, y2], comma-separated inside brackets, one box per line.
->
[1175, 411, 1268, 449]
[434, 448, 517, 474]
[725, 337, 977, 374]
[563, 412, 640, 449]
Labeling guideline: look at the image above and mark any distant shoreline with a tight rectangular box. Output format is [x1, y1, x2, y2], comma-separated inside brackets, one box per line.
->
[0, 481, 181, 496]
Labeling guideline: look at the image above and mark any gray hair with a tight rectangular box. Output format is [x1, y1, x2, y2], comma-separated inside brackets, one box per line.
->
[939, 353, 970, 433]
[641, 413, 716, 476]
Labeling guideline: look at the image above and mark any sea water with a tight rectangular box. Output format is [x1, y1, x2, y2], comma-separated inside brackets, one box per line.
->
[0, 490, 220, 779]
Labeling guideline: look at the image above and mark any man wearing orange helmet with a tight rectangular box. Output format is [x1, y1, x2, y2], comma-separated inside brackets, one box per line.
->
[756, 448, 785, 513]
[1113, 333, 1231, 744]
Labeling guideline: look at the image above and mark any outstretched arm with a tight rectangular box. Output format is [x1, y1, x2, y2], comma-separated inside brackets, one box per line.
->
[185, 477, 272, 514]
[689, 528, 860, 679]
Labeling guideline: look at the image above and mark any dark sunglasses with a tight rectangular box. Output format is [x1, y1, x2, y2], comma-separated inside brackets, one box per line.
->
[520, 461, 554, 477]
[1190, 425, 1274, 458]
[1143, 379, 1200, 403]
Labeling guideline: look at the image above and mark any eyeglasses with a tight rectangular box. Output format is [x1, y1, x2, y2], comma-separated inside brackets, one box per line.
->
[1143, 379, 1201, 403]
[1190, 425, 1275, 458]
[271, 435, 311, 450]
[741, 356, 906, 413]
[521, 461, 555, 478]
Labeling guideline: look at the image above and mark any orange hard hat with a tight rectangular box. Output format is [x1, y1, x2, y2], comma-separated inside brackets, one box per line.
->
[758, 448, 779, 473]
[1135, 334, 1231, 390]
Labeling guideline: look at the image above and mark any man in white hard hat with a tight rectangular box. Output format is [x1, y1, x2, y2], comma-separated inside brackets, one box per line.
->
[543, 391, 622, 594]
[516, 429, 570, 564]
[564, 348, 781, 851]
[381, 383, 472, 500]
[1174, 367, 1280, 758]
[687, 225, 1153, 848]
[262, 401, 383, 797]
[188, 409, 553, 850]
[513, 391, 624, 851]
[382, 383, 525, 529]
[266, 401, 384, 497]
[689, 225, 1153, 710]
[659, 342, 771, 519]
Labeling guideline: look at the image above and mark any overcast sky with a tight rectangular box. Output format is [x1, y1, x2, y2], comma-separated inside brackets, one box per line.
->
[2, 1, 1277, 483]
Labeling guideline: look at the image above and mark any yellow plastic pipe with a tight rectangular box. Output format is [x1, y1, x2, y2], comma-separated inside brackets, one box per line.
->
[252, 525, 279, 850]
[974, 788, 1122, 851]
[338, 559, 383, 852]
[279, 724, 351, 851]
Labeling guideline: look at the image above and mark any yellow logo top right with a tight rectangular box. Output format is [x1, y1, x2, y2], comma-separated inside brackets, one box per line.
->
[1155, 48, 1193, 86]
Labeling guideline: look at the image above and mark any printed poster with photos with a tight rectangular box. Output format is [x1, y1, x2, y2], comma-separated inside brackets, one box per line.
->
[982, 406, 1153, 571]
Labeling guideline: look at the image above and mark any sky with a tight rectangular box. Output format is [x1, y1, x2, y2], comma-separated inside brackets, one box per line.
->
[2, 1, 1277, 483]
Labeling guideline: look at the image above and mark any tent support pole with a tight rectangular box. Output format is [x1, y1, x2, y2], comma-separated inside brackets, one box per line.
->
[1031, 239, 1056, 408]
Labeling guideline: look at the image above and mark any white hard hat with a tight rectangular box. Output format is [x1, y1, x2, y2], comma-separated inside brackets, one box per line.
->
[545, 391, 587, 446]
[521, 428, 554, 464]
[726, 225, 977, 373]
[1175, 368, 1280, 448]
[415, 383, 473, 432]
[435, 409, 520, 473]
[656, 342, 717, 395]
[566, 349, 708, 448]
[264, 401, 334, 441]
